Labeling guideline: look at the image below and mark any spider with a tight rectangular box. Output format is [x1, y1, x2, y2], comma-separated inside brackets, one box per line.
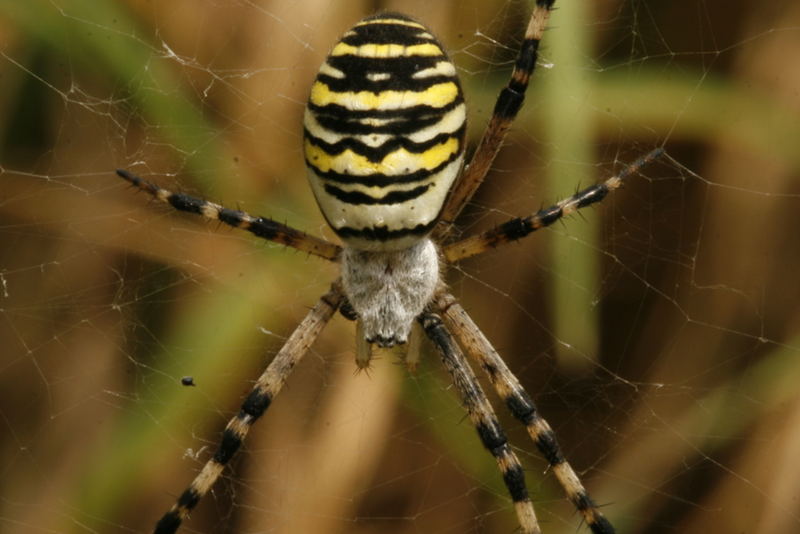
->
[116, 2, 662, 533]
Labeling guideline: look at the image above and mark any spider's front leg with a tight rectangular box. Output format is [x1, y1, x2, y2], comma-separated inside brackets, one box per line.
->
[153, 283, 344, 534]
[433, 292, 615, 534]
[419, 310, 541, 534]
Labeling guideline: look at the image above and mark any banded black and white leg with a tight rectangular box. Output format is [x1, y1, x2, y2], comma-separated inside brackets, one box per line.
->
[434, 292, 614, 534]
[115, 169, 342, 262]
[153, 284, 344, 534]
[436, 0, 556, 233]
[443, 148, 665, 263]
[419, 310, 541, 534]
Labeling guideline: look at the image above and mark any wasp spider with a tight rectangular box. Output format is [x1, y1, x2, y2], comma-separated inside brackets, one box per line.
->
[117, 2, 662, 533]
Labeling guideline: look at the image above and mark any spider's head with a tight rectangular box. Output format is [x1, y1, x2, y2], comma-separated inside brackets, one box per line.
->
[341, 239, 440, 352]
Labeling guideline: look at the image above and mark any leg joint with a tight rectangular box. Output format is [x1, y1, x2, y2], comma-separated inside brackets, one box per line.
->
[213, 428, 243, 465]
[241, 388, 271, 419]
[475, 420, 509, 453]
[494, 87, 525, 119]
[505, 390, 537, 424]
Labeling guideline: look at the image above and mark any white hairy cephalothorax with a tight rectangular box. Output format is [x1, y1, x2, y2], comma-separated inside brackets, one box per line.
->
[340, 238, 440, 347]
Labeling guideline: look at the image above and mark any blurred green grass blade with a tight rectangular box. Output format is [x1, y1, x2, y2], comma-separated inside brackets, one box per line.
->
[605, 335, 800, 532]
[594, 71, 800, 168]
[1, 0, 223, 189]
[541, 0, 599, 371]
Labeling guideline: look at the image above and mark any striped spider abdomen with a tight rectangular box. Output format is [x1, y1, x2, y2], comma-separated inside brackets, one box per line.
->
[304, 12, 466, 252]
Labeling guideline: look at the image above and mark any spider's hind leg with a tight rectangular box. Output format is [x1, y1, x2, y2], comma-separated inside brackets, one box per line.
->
[115, 169, 342, 261]
[443, 148, 665, 263]
[435, 0, 556, 233]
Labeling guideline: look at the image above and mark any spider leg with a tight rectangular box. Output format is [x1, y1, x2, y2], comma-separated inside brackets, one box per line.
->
[434, 292, 614, 534]
[116, 169, 342, 262]
[153, 283, 344, 534]
[443, 148, 664, 263]
[404, 322, 424, 373]
[354, 320, 374, 370]
[419, 311, 541, 534]
[336, 300, 376, 370]
[436, 0, 555, 234]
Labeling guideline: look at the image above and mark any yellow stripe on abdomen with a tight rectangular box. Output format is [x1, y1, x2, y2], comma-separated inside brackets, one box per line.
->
[331, 42, 443, 58]
[305, 137, 460, 176]
[309, 81, 459, 110]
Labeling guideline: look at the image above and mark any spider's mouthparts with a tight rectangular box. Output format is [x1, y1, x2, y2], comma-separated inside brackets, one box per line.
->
[369, 334, 406, 348]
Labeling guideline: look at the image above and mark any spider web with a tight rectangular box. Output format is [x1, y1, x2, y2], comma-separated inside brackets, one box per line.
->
[1, 1, 799, 533]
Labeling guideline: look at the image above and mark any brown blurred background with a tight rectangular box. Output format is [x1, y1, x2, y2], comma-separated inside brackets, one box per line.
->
[1, 1, 799, 533]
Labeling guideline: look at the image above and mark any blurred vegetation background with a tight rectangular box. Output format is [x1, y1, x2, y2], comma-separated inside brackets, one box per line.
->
[1, 1, 799, 533]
